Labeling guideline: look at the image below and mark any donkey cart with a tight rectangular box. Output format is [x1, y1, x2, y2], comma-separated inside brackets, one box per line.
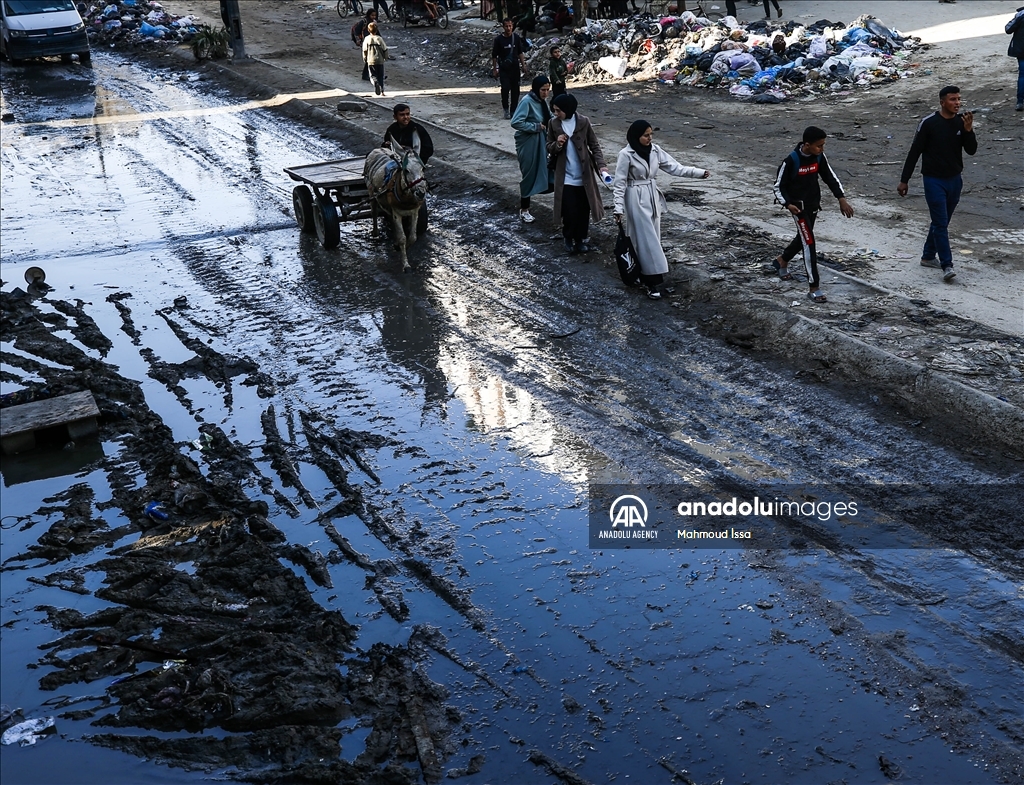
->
[285, 157, 428, 250]
[285, 157, 378, 249]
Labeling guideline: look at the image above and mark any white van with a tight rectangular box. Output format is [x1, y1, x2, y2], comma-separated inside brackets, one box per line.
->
[0, 0, 90, 64]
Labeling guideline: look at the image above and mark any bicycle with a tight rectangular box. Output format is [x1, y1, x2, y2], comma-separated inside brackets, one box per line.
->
[337, 0, 365, 18]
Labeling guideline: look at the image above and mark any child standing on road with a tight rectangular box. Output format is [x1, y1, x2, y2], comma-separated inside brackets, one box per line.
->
[549, 46, 568, 98]
[771, 126, 855, 304]
[362, 22, 389, 96]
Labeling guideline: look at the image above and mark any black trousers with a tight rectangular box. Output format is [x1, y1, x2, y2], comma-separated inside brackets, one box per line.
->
[725, 0, 737, 15]
[551, 82, 566, 98]
[781, 208, 820, 287]
[763, 0, 780, 14]
[368, 63, 385, 93]
[561, 184, 591, 243]
[499, 65, 521, 113]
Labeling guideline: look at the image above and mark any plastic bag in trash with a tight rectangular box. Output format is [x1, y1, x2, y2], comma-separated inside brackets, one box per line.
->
[1, 717, 56, 747]
[598, 56, 627, 78]
[102, 4, 118, 17]
[809, 35, 828, 58]
[843, 28, 872, 45]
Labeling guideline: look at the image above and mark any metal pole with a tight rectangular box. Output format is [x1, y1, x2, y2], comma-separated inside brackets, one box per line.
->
[220, 0, 246, 60]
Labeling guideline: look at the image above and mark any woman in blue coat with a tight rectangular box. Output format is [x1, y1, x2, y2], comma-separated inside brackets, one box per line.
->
[511, 75, 553, 223]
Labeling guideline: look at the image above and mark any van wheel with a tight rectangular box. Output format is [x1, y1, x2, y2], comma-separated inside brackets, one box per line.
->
[78, 51, 91, 65]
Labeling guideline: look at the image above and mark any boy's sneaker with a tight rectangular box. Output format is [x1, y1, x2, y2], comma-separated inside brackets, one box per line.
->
[1016, 102, 1024, 111]
[920, 258, 941, 269]
[503, 110, 511, 120]
[942, 266, 956, 282]
[520, 210, 535, 223]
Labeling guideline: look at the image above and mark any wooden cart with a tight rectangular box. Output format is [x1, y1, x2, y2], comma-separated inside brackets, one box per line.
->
[284, 157, 378, 249]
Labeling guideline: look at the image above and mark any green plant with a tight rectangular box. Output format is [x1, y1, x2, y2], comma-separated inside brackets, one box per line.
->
[191, 25, 230, 61]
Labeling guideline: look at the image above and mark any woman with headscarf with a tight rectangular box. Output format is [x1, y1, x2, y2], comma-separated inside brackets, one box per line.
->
[510, 75, 553, 223]
[546, 93, 611, 254]
[613, 120, 710, 299]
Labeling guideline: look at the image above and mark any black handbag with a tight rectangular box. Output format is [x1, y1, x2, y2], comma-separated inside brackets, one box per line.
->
[614, 226, 641, 285]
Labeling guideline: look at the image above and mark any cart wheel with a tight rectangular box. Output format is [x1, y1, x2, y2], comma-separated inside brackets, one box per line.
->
[417, 202, 427, 236]
[437, 4, 449, 28]
[292, 186, 316, 234]
[313, 196, 341, 249]
[402, 5, 410, 27]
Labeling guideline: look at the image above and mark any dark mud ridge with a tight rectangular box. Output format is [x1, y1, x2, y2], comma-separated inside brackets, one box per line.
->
[0, 288, 468, 783]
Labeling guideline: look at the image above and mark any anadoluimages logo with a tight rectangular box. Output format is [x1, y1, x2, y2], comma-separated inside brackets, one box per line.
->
[609, 495, 648, 528]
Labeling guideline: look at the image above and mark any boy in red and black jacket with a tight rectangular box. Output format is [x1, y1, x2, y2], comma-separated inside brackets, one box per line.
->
[771, 126, 855, 303]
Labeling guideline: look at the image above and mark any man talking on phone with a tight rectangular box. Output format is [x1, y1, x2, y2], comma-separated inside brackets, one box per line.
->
[897, 85, 977, 282]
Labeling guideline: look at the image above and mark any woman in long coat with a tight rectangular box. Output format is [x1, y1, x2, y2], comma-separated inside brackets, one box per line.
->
[613, 119, 710, 299]
[546, 93, 611, 254]
[510, 75, 553, 223]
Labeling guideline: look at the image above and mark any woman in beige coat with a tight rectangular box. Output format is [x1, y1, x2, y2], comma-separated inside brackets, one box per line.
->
[546, 93, 611, 254]
[362, 22, 389, 96]
[613, 119, 710, 299]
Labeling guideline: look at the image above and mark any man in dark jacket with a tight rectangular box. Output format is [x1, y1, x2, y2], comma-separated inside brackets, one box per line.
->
[492, 18, 528, 120]
[897, 85, 977, 282]
[382, 104, 434, 163]
[771, 125, 854, 304]
[1007, 6, 1024, 111]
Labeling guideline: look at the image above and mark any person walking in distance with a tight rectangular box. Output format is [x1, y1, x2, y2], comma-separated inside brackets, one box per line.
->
[492, 19, 528, 120]
[351, 9, 378, 82]
[897, 85, 977, 282]
[1006, 5, 1024, 111]
[771, 126, 854, 304]
[763, 0, 782, 19]
[361, 22, 389, 96]
[613, 120, 710, 300]
[549, 45, 569, 99]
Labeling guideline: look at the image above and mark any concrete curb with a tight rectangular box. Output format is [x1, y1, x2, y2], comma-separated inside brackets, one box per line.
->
[193, 51, 1023, 454]
[693, 283, 1024, 451]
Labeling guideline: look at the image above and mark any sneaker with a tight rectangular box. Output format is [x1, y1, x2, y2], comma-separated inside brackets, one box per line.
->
[503, 109, 511, 120]
[920, 258, 941, 269]
[576, 239, 591, 253]
[942, 266, 956, 282]
[563, 237, 576, 253]
[520, 210, 535, 223]
[374, 83, 382, 95]
[1016, 102, 1024, 111]
[777, 6, 783, 17]
[645, 286, 662, 300]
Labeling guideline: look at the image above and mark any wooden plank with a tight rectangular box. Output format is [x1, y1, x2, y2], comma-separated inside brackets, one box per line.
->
[0, 391, 100, 439]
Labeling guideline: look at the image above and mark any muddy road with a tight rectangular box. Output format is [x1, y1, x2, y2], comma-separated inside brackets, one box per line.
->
[1, 53, 1023, 785]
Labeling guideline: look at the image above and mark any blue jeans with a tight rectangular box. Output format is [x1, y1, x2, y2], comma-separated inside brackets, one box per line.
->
[1017, 57, 1024, 105]
[921, 175, 962, 268]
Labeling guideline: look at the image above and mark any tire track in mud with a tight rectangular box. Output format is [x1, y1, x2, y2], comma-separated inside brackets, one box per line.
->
[149, 180, 1024, 785]
[1, 289, 478, 783]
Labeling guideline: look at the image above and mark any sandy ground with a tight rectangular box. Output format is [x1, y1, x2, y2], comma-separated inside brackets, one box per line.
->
[163, 0, 1024, 335]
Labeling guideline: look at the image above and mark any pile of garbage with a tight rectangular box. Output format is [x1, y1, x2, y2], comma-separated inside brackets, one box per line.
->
[80, 0, 200, 46]
[522, 13, 924, 101]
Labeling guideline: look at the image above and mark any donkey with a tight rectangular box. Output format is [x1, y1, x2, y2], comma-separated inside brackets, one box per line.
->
[364, 142, 428, 271]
